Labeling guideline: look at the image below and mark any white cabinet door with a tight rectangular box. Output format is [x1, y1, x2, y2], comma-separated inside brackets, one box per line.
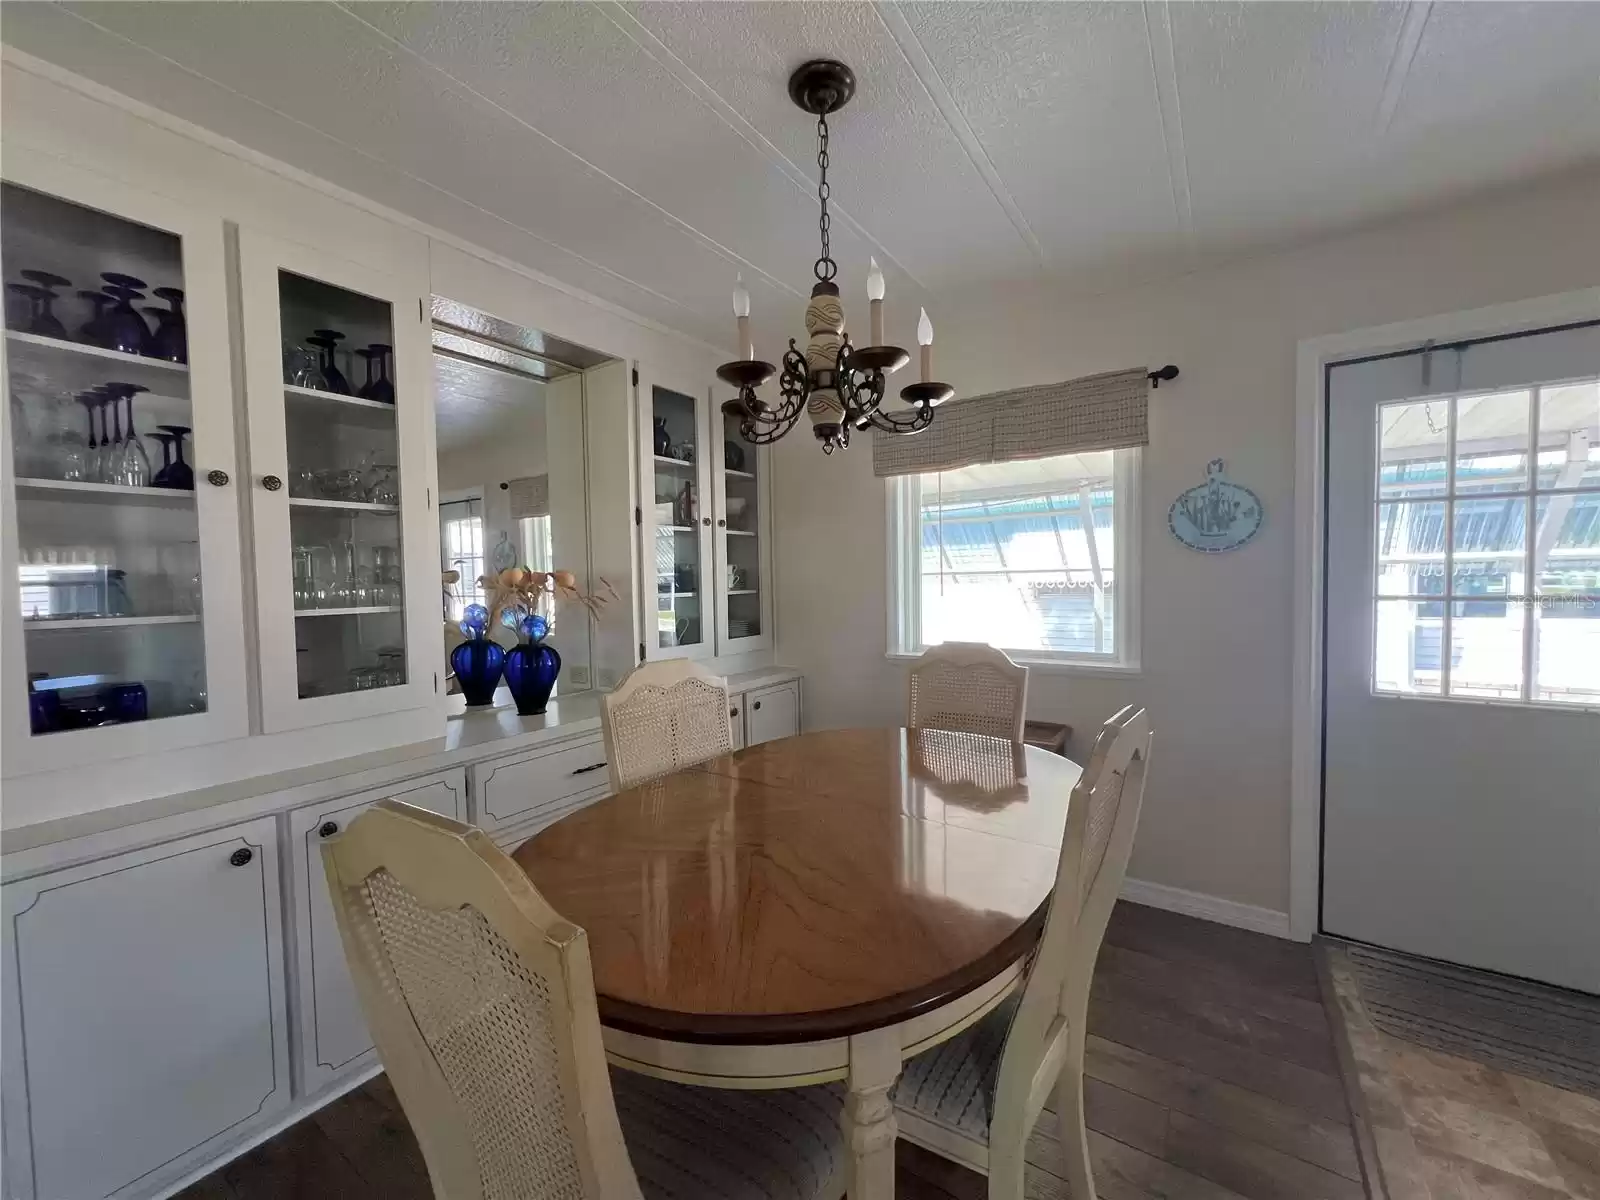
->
[237, 227, 439, 732]
[637, 370, 716, 662]
[287, 769, 464, 1095]
[711, 401, 774, 655]
[1, 817, 290, 1200]
[1, 145, 250, 777]
[728, 690, 748, 750]
[745, 681, 800, 745]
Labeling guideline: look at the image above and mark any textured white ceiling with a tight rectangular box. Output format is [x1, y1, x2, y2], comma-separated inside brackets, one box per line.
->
[433, 355, 544, 456]
[5, 2, 1597, 351]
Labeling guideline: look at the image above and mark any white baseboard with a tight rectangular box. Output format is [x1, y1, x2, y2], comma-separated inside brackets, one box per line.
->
[1120, 878, 1295, 941]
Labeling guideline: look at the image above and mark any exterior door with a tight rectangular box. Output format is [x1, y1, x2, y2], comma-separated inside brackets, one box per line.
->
[1322, 320, 1600, 992]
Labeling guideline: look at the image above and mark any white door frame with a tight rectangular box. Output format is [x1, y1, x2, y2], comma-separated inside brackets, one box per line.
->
[1289, 286, 1600, 942]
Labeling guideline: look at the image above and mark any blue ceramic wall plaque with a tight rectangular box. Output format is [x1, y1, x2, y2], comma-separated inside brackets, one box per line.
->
[1168, 459, 1262, 552]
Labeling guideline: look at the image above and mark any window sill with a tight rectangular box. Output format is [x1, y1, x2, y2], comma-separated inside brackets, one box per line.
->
[885, 652, 1142, 679]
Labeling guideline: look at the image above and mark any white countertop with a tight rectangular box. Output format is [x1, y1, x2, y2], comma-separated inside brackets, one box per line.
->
[1, 667, 801, 857]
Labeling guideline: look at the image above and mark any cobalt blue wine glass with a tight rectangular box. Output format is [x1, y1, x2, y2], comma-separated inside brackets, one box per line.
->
[149, 287, 187, 363]
[100, 273, 152, 356]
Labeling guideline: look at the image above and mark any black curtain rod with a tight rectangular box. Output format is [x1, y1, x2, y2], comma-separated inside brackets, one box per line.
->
[1148, 364, 1179, 388]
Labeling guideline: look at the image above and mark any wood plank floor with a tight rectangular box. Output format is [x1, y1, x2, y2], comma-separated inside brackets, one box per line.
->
[178, 903, 1366, 1199]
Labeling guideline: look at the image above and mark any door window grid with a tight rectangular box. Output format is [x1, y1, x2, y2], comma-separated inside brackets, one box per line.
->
[1372, 383, 1600, 707]
[440, 499, 485, 622]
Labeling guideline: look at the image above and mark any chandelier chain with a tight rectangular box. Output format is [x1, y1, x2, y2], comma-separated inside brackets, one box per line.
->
[814, 114, 836, 282]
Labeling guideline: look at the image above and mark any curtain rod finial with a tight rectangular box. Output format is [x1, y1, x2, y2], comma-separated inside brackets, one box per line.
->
[1149, 365, 1179, 388]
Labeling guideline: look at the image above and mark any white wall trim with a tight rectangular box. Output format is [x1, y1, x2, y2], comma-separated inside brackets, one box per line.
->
[1120, 878, 1292, 940]
[1289, 286, 1600, 943]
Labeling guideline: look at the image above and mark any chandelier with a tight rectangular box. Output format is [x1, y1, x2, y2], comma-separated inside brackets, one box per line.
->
[717, 60, 954, 454]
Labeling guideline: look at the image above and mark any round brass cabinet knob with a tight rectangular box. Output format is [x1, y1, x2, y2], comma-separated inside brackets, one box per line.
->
[261, 474, 283, 492]
[207, 469, 230, 487]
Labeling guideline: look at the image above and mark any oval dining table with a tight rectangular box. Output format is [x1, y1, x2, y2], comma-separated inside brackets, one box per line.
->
[513, 726, 1082, 1199]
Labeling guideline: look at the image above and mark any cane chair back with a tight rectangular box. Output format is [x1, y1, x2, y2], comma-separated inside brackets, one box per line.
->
[906, 642, 1029, 742]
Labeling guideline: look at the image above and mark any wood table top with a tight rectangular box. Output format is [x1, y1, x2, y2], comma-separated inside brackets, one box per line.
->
[514, 727, 1081, 1043]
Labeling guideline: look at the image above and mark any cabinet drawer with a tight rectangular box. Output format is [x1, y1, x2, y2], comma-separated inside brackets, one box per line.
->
[488, 785, 609, 852]
[1, 816, 291, 1200]
[470, 733, 610, 833]
[745, 682, 800, 746]
[287, 769, 465, 1096]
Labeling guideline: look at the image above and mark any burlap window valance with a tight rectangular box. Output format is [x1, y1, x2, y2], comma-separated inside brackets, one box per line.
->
[871, 366, 1149, 478]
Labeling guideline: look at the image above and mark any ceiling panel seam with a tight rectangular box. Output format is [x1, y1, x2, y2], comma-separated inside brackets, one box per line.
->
[872, 1, 1046, 270]
[329, 1, 802, 299]
[1141, 0, 1195, 258]
[1376, 1, 1433, 136]
[48, 1, 705, 321]
[591, 0, 926, 293]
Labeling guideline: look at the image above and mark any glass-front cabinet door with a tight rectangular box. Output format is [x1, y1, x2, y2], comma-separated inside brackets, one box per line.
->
[0, 150, 246, 772]
[238, 230, 436, 732]
[713, 400, 773, 653]
[640, 378, 713, 659]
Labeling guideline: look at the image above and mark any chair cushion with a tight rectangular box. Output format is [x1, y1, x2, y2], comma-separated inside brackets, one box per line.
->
[892, 994, 1019, 1142]
[612, 1068, 845, 1200]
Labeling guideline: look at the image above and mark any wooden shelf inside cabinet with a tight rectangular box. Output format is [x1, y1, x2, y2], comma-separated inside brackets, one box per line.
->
[725, 529, 757, 537]
[24, 614, 200, 631]
[293, 605, 403, 618]
[14, 478, 197, 504]
[657, 525, 697, 533]
[727, 589, 759, 596]
[287, 497, 400, 514]
[653, 455, 696, 470]
[724, 468, 756, 480]
[5, 331, 190, 374]
[657, 592, 703, 600]
[283, 384, 396, 428]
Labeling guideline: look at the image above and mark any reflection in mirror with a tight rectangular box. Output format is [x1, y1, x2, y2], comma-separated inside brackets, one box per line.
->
[431, 299, 613, 703]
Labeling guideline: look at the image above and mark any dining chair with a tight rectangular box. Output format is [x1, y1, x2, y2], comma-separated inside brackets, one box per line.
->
[322, 800, 846, 1200]
[601, 659, 733, 792]
[892, 705, 1153, 1199]
[906, 642, 1029, 742]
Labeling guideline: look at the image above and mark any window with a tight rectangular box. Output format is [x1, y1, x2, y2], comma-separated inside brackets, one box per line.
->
[517, 514, 553, 573]
[1373, 380, 1600, 706]
[440, 498, 485, 622]
[889, 449, 1140, 667]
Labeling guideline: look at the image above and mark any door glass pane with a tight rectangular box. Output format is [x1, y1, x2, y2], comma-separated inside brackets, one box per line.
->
[1378, 400, 1450, 500]
[651, 385, 701, 649]
[1374, 599, 1443, 695]
[5, 182, 209, 732]
[1375, 500, 1446, 596]
[1448, 598, 1525, 700]
[1454, 389, 1529, 495]
[1535, 596, 1600, 706]
[721, 403, 760, 642]
[1451, 496, 1526, 597]
[1533, 492, 1600, 596]
[1536, 381, 1599, 490]
[279, 271, 406, 698]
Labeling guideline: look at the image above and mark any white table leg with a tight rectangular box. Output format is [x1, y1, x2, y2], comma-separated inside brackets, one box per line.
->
[843, 1027, 900, 1200]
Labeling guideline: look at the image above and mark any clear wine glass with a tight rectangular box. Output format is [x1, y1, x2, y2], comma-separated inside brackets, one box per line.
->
[111, 383, 152, 487]
[101, 393, 126, 484]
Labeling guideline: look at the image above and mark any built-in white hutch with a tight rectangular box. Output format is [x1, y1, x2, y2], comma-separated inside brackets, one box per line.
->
[0, 54, 800, 1200]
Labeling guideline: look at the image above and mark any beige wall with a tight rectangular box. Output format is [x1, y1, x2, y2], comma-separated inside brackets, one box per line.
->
[772, 167, 1600, 918]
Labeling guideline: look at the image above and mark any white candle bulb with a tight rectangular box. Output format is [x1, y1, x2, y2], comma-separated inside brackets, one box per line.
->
[918, 308, 933, 382]
[733, 273, 751, 359]
[867, 258, 885, 346]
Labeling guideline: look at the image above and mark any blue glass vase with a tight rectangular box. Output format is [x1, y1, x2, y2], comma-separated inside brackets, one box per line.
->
[450, 632, 505, 706]
[504, 640, 561, 716]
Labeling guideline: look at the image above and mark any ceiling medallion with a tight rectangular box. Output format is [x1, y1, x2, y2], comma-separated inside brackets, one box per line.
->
[717, 59, 954, 455]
